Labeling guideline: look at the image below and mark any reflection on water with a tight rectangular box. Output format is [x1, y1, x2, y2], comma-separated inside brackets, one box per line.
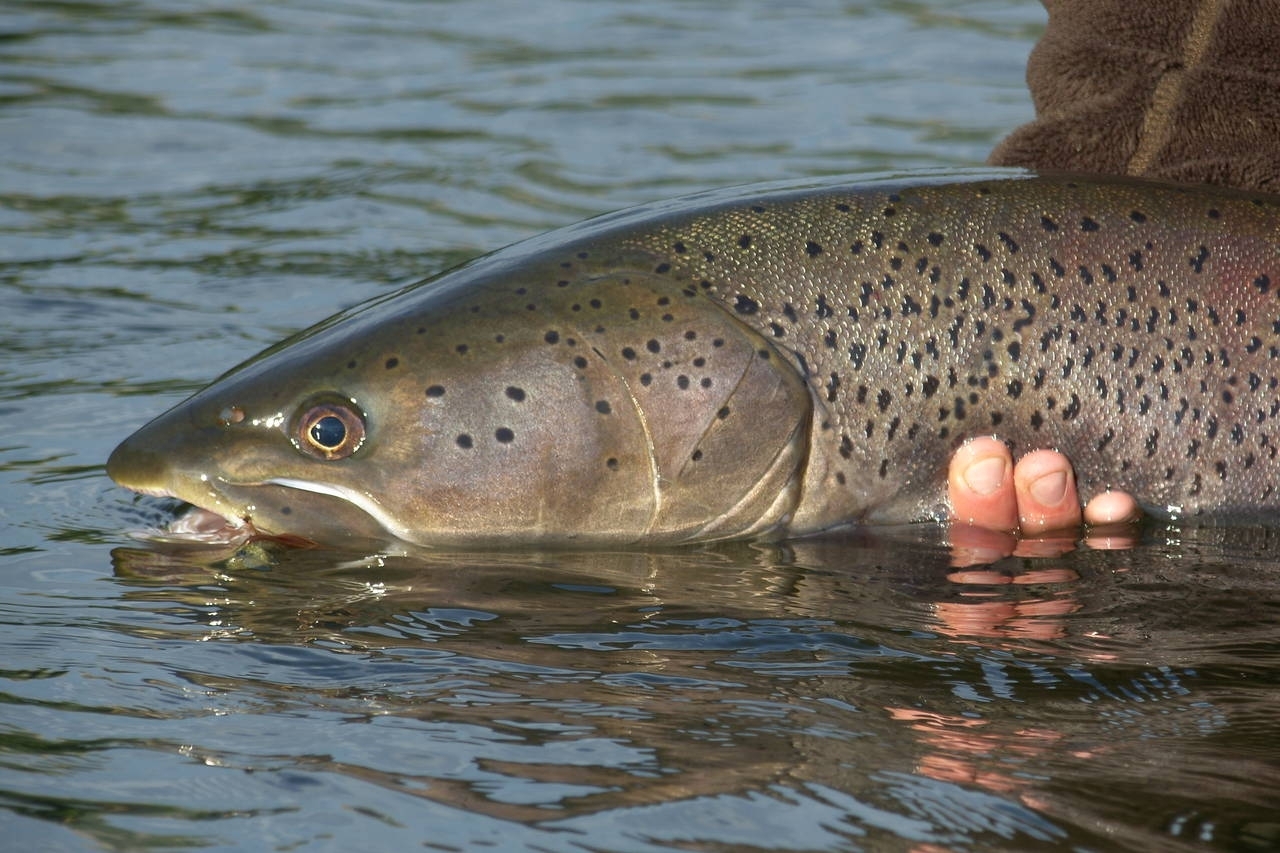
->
[3, 0, 1280, 850]
[72, 529, 1280, 850]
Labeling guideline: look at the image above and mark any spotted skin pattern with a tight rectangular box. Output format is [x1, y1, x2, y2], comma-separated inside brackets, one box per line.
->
[108, 171, 1280, 547]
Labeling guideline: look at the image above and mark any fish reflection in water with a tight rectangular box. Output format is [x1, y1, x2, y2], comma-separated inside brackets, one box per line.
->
[110, 527, 1279, 848]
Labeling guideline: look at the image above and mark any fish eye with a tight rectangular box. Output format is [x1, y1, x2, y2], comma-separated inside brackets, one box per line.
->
[294, 398, 366, 460]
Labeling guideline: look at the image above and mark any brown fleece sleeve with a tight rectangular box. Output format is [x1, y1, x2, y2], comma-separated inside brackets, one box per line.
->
[989, 0, 1280, 193]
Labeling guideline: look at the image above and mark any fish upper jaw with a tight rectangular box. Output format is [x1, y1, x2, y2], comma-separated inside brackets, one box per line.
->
[107, 427, 252, 531]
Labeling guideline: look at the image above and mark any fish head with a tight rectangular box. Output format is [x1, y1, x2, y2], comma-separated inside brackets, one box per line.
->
[108, 259, 815, 547]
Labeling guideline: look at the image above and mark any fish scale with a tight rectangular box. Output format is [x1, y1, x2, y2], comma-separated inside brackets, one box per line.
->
[108, 171, 1280, 547]
[611, 173, 1280, 527]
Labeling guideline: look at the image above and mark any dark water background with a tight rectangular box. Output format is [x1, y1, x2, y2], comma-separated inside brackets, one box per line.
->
[2, 1, 1278, 850]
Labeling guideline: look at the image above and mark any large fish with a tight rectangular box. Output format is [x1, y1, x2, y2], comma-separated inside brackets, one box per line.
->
[108, 170, 1280, 547]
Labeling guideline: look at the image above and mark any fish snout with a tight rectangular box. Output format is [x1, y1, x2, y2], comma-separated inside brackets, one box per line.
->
[107, 427, 176, 497]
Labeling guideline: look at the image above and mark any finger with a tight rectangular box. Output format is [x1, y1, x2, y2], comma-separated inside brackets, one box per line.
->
[1082, 489, 1142, 526]
[948, 436, 1018, 532]
[1012, 449, 1083, 533]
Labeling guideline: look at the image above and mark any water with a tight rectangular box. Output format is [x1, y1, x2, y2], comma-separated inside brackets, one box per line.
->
[2, 1, 1278, 850]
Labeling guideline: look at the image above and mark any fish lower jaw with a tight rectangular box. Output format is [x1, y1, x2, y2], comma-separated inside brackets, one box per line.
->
[168, 505, 250, 538]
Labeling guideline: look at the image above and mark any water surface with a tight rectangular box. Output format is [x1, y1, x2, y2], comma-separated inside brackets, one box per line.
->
[2, 1, 1278, 850]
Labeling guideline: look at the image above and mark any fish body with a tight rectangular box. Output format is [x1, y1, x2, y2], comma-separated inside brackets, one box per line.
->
[109, 170, 1280, 547]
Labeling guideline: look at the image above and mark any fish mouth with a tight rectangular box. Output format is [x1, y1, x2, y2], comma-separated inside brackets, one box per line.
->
[125, 492, 318, 549]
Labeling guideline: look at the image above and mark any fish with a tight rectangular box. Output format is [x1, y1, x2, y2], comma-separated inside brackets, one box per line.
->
[108, 169, 1280, 548]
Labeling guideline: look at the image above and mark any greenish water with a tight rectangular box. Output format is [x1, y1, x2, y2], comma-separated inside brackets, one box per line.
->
[2, 1, 1278, 850]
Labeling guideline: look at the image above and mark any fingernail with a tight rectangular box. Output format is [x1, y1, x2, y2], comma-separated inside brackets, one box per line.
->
[1029, 470, 1068, 506]
[963, 455, 1007, 496]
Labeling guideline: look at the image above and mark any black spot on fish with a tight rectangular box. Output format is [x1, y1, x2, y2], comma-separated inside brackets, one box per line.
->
[998, 232, 1019, 253]
[456, 344, 469, 354]
[717, 406, 730, 420]
[347, 360, 357, 369]
[806, 241, 823, 256]
[456, 433, 473, 449]
[734, 295, 759, 314]
[606, 457, 619, 470]
[621, 346, 637, 360]
[426, 385, 445, 398]
[385, 357, 399, 369]
[595, 400, 612, 415]
[544, 331, 559, 344]
[1190, 246, 1210, 273]
[738, 234, 752, 249]
[574, 356, 588, 369]
[927, 232, 944, 246]
[1080, 217, 1100, 232]
[677, 375, 690, 390]
[701, 377, 712, 389]
[654, 262, 671, 274]
[495, 427, 514, 443]
[646, 339, 661, 354]
[505, 387, 526, 402]
[974, 243, 991, 262]
[640, 373, 652, 386]
[1130, 210, 1147, 223]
